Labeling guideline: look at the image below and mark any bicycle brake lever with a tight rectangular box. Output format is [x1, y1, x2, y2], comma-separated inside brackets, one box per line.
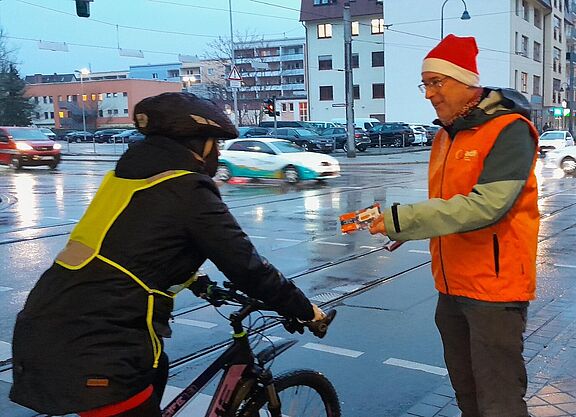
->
[306, 309, 337, 339]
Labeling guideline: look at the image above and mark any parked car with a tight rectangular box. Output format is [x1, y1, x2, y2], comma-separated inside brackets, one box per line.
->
[271, 128, 335, 153]
[0, 126, 61, 169]
[319, 127, 370, 152]
[408, 124, 428, 146]
[111, 129, 138, 143]
[367, 123, 415, 147]
[39, 128, 56, 140]
[331, 118, 382, 131]
[258, 120, 310, 129]
[93, 129, 126, 143]
[423, 125, 441, 145]
[65, 130, 94, 143]
[538, 130, 574, 154]
[125, 131, 145, 143]
[546, 146, 576, 174]
[306, 121, 343, 133]
[238, 126, 271, 138]
[217, 138, 340, 183]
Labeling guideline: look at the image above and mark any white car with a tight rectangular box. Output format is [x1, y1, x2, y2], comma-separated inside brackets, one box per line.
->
[546, 146, 576, 174]
[539, 130, 574, 154]
[217, 138, 340, 183]
[408, 124, 428, 146]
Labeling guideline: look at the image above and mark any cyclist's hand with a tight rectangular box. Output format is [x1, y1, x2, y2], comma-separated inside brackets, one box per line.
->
[312, 303, 326, 322]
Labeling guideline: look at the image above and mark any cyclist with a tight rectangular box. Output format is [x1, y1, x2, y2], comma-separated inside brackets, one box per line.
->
[10, 92, 325, 417]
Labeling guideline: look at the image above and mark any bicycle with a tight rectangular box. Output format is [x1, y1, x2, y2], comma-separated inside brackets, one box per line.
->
[162, 275, 340, 417]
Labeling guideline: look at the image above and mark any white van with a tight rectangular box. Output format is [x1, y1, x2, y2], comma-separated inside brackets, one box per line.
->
[306, 121, 342, 132]
[331, 118, 382, 131]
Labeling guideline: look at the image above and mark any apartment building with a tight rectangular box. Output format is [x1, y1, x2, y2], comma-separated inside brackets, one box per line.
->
[300, 0, 385, 122]
[26, 78, 181, 130]
[233, 37, 309, 123]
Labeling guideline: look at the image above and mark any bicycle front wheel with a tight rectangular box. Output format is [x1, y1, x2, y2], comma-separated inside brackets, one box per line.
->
[237, 369, 341, 417]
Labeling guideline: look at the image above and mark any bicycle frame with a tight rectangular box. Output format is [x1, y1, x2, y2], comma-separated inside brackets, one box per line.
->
[162, 309, 297, 417]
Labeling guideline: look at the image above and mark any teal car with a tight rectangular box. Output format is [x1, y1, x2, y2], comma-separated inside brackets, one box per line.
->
[217, 138, 340, 184]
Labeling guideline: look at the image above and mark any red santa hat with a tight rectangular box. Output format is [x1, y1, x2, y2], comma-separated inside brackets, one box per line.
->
[422, 34, 480, 87]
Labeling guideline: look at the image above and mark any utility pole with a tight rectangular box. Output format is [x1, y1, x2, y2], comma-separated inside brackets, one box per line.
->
[273, 95, 278, 135]
[343, 3, 356, 158]
[228, 0, 239, 128]
[570, 43, 575, 135]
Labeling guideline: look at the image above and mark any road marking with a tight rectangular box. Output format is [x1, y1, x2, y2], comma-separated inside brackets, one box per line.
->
[173, 318, 218, 329]
[414, 188, 428, 192]
[0, 341, 11, 361]
[383, 358, 448, 376]
[263, 335, 284, 343]
[360, 245, 378, 249]
[0, 286, 13, 292]
[332, 284, 363, 293]
[249, 235, 267, 239]
[276, 238, 302, 243]
[554, 264, 576, 269]
[408, 249, 430, 255]
[302, 342, 364, 358]
[316, 241, 348, 246]
[161, 385, 212, 416]
[0, 369, 12, 384]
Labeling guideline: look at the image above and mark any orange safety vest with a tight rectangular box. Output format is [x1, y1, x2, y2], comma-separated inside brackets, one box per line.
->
[428, 114, 539, 302]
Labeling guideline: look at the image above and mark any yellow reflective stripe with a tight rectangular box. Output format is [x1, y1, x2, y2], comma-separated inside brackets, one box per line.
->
[55, 258, 94, 270]
[147, 294, 162, 368]
[96, 254, 173, 298]
[167, 273, 198, 295]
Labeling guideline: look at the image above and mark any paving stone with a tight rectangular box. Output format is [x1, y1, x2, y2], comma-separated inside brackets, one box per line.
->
[420, 393, 452, 408]
[529, 405, 569, 417]
[405, 403, 442, 417]
[539, 392, 576, 405]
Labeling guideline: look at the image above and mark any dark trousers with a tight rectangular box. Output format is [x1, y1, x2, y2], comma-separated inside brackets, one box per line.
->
[435, 293, 529, 417]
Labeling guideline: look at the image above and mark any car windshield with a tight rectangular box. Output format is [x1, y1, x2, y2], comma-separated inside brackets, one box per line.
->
[295, 129, 316, 136]
[273, 141, 305, 153]
[541, 132, 564, 140]
[6, 128, 51, 141]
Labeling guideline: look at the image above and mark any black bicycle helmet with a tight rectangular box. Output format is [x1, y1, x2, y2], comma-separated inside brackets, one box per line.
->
[133, 92, 238, 140]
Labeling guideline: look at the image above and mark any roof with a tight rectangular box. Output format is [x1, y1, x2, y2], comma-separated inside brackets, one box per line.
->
[300, 0, 383, 22]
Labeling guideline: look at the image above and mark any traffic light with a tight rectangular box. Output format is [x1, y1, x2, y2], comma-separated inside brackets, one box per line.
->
[264, 99, 275, 116]
[75, 0, 93, 17]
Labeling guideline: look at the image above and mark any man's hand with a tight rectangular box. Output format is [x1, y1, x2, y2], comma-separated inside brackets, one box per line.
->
[369, 214, 387, 236]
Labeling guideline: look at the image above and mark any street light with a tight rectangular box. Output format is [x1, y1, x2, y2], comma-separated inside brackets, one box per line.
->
[441, 0, 471, 39]
[74, 68, 93, 152]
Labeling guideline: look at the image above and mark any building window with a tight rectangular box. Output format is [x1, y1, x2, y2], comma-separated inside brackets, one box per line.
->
[299, 101, 308, 121]
[72, 95, 77, 102]
[515, 0, 521, 15]
[554, 16, 561, 41]
[67, 95, 72, 102]
[82, 94, 88, 102]
[35, 112, 40, 119]
[514, 70, 518, 90]
[522, 0, 529, 21]
[113, 109, 119, 115]
[58, 111, 64, 118]
[91, 94, 97, 101]
[152, 73, 158, 79]
[313, 0, 333, 4]
[49, 96, 53, 103]
[33, 97, 39, 104]
[371, 18, 384, 34]
[319, 86, 333, 101]
[533, 75, 541, 95]
[58, 95, 63, 102]
[533, 41, 541, 62]
[534, 8, 542, 29]
[352, 21, 359, 36]
[317, 23, 332, 39]
[168, 69, 179, 77]
[352, 53, 359, 68]
[372, 83, 385, 99]
[43, 96, 48, 104]
[521, 36, 529, 57]
[521, 72, 528, 93]
[123, 92, 128, 97]
[353, 85, 360, 100]
[113, 92, 118, 97]
[289, 103, 294, 111]
[318, 55, 332, 70]
[50, 112, 54, 119]
[554, 47, 561, 72]
[124, 109, 129, 114]
[98, 110, 103, 117]
[282, 103, 287, 112]
[108, 109, 113, 115]
[99, 93, 104, 101]
[44, 112, 49, 119]
[106, 93, 112, 98]
[372, 51, 384, 67]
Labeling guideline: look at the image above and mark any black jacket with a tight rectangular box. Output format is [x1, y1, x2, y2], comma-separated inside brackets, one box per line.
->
[10, 135, 314, 414]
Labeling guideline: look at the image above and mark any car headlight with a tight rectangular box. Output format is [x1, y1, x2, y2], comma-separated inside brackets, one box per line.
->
[15, 142, 33, 151]
[53, 143, 62, 150]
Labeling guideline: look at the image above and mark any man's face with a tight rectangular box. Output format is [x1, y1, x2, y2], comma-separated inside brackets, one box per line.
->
[421, 72, 476, 122]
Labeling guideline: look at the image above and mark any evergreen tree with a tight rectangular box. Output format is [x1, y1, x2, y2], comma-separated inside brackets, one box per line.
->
[0, 63, 34, 126]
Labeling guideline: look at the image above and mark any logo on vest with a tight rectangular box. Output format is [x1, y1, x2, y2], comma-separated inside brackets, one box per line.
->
[455, 149, 479, 161]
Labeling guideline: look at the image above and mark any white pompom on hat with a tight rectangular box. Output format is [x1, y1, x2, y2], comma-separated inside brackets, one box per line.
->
[422, 34, 480, 87]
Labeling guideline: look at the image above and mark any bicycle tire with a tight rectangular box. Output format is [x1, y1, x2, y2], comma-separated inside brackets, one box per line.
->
[233, 369, 341, 417]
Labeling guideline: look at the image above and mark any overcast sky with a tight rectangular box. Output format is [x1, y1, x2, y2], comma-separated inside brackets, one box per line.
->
[0, 0, 303, 76]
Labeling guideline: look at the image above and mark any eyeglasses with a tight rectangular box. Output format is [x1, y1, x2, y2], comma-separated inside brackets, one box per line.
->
[418, 77, 449, 94]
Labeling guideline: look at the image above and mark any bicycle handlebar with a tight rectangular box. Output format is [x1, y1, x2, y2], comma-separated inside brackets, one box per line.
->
[189, 274, 336, 338]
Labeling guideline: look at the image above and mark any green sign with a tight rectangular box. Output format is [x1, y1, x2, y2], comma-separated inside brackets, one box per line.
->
[553, 107, 564, 117]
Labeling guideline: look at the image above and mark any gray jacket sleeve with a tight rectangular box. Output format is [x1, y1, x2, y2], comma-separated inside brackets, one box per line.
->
[383, 120, 536, 241]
